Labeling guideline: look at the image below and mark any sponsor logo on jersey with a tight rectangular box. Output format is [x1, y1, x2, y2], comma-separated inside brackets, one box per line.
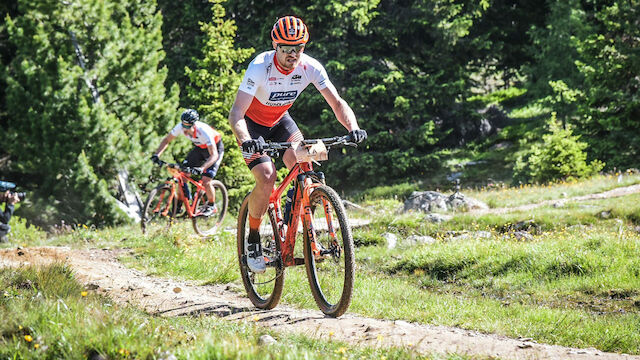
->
[290, 74, 302, 85]
[269, 91, 298, 101]
[247, 78, 255, 87]
[269, 77, 277, 81]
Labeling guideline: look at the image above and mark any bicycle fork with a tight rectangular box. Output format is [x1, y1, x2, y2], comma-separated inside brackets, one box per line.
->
[300, 179, 341, 261]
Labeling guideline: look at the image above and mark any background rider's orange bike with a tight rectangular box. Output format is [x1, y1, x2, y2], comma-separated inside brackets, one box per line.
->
[141, 160, 228, 237]
[237, 135, 357, 317]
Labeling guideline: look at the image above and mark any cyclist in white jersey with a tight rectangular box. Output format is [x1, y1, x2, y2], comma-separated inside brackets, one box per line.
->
[151, 109, 224, 217]
[228, 16, 367, 273]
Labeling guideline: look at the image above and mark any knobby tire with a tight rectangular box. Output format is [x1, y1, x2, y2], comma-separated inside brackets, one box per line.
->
[303, 185, 355, 317]
[141, 184, 177, 235]
[237, 194, 284, 309]
[192, 180, 228, 237]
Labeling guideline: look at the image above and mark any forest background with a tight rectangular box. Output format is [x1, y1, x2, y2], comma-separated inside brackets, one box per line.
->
[0, 0, 638, 228]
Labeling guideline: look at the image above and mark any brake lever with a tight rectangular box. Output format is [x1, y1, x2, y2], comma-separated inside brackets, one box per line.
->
[266, 149, 280, 158]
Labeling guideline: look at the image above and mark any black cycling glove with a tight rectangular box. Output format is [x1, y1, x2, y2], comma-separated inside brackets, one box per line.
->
[151, 154, 162, 165]
[190, 167, 203, 175]
[348, 129, 368, 143]
[241, 136, 267, 154]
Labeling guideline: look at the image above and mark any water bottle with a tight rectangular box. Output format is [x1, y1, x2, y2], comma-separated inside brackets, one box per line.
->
[283, 187, 294, 224]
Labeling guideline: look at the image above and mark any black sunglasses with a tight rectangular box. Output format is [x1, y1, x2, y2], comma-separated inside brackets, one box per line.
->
[278, 44, 305, 54]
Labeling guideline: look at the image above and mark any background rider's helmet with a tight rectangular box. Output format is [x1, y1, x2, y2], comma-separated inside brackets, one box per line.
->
[181, 109, 199, 124]
[271, 16, 309, 45]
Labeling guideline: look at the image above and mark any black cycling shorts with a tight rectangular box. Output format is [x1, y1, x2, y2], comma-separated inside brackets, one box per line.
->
[183, 141, 224, 178]
[241, 112, 303, 169]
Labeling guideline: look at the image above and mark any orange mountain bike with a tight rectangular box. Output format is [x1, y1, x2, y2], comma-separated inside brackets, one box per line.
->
[237, 135, 357, 317]
[141, 161, 228, 237]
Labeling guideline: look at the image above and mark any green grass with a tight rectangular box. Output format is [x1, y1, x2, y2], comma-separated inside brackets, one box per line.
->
[1, 264, 466, 360]
[354, 171, 640, 210]
[466, 172, 640, 208]
[351, 223, 640, 353]
[5, 174, 640, 355]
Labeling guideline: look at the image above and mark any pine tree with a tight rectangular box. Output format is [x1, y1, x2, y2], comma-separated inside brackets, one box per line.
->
[574, 0, 640, 169]
[185, 0, 254, 207]
[157, 0, 212, 107]
[2, 0, 179, 226]
[0, 0, 20, 146]
[513, 113, 604, 184]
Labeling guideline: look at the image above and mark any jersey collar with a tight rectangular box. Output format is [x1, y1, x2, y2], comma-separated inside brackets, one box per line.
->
[273, 53, 295, 75]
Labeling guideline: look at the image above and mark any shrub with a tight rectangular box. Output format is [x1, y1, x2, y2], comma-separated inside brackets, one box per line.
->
[513, 113, 604, 184]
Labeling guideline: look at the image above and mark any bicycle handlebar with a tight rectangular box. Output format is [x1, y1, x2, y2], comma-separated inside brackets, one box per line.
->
[154, 160, 198, 175]
[260, 134, 357, 157]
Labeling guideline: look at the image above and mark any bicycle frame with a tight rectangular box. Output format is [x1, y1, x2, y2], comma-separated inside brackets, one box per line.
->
[268, 161, 335, 267]
[238, 135, 357, 317]
[156, 165, 207, 218]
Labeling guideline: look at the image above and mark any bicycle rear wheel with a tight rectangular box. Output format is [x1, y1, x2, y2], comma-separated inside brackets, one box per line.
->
[141, 184, 177, 234]
[303, 185, 355, 317]
[237, 194, 284, 309]
[192, 180, 228, 237]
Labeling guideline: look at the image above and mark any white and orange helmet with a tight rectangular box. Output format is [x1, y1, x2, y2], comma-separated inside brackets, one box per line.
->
[271, 16, 309, 45]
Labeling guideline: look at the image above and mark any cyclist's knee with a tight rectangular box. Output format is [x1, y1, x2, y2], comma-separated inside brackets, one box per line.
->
[254, 174, 276, 195]
[252, 163, 276, 183]
[255, 172, 276, 187]
[283, 149, 297, 169]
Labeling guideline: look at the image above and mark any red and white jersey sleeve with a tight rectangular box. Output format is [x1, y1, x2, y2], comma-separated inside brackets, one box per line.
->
[237, 51, 335, 127]
[170, 121, 221, 148]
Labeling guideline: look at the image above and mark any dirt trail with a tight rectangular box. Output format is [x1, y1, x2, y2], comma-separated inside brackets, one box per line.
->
[2, 246, 638, 360]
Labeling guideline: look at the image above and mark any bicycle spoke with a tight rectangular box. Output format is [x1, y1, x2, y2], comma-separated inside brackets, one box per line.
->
[192, 181, 227, 237]
[305, 185, 354, 317]
[141, 185, 176, 234]
[245, 216, 281, 288]
[237, 197, 284, 309]
[310, 206, 345, 304]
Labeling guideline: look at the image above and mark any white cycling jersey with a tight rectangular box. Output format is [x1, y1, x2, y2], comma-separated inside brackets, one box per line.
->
[238, 50, 336, 127]
[169, 121, 221, 149]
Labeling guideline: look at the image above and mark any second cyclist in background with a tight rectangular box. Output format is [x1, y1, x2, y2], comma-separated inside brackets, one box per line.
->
[151, 109, 224, 217]
[228, 15, 367, 273]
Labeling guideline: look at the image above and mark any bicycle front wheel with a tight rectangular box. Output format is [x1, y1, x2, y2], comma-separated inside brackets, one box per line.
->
[192, 180, 228, 237]
[237, 194, 284, 309]
[141, 184, 177, 235]
[303, 185, 355, 317]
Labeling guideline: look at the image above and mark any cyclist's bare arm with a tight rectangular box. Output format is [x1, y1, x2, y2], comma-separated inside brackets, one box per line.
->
[228, 90, 254, 143]
[319, 86, 360, 132]
[153, 133, 177, 156]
